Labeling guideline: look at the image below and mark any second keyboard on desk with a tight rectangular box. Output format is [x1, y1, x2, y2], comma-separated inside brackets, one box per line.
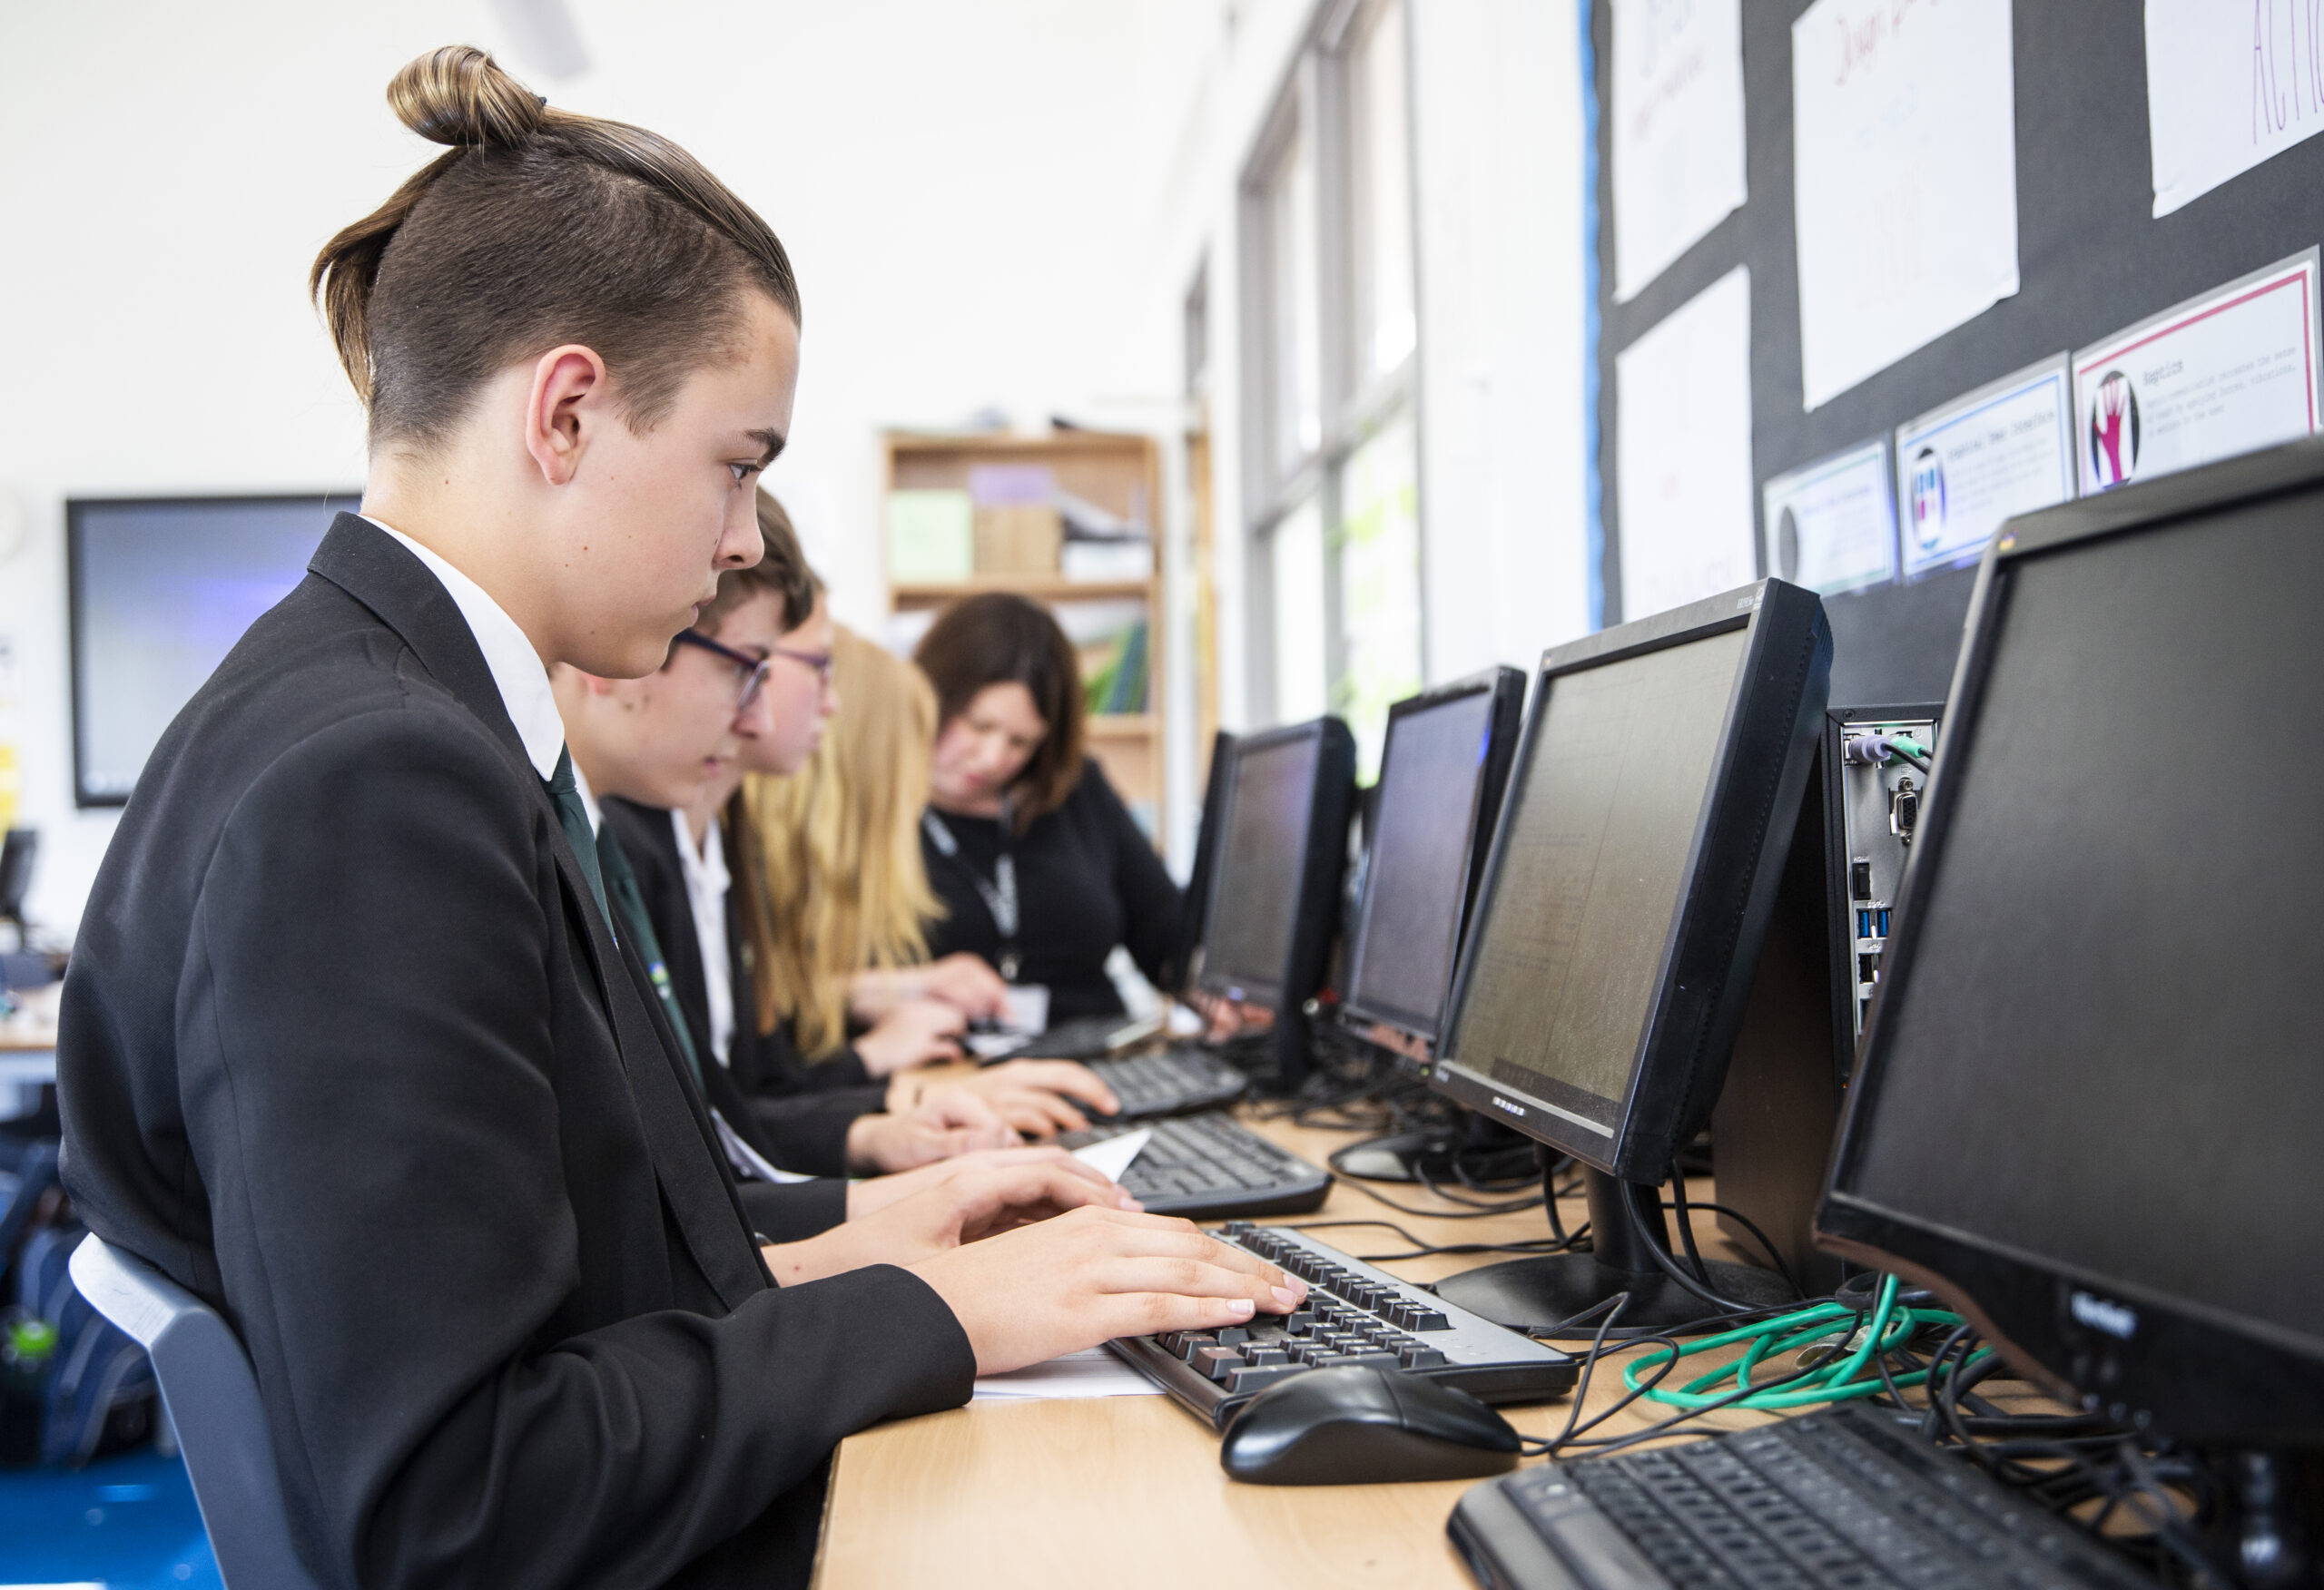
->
[1059, 1112, 1331, 1219]
[1108, 1222, 1580, 1428]
[1082, 1045, 1249, 1120]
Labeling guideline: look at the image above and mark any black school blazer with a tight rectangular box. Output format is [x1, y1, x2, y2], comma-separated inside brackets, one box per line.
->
[56, 516, 973, 1590]
[598, 797, 884, 1178]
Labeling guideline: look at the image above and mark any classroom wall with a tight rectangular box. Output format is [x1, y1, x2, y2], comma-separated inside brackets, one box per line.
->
[0, 0, 1211, 937]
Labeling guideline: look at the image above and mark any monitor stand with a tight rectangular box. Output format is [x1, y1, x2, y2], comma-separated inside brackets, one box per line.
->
[1433, 1164, 1796, 1338]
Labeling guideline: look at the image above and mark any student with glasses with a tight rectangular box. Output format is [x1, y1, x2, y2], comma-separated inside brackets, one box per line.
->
[54, 49, 1299, 1589]
[556, 499, 1082, 1172]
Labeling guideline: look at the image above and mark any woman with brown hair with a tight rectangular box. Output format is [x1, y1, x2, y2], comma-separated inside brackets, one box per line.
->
[914, 593, 1187, 1023]
[54, 47, 1296, 1590]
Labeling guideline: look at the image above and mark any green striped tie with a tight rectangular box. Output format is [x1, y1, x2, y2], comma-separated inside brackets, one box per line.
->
[542, 748, 610, 925]
[595, 820, 706, 1089]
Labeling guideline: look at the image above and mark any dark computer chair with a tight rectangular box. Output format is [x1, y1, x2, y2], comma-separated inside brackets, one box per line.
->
[70, 1233, 321, 1590]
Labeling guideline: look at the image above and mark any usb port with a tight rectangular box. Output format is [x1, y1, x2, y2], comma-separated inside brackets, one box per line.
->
[1859, 952, 1882, 984]
[1876, 908, 1892, 936]
[1857, 909, 1873, 937]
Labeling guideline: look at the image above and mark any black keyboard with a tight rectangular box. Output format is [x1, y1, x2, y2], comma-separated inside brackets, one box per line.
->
[1085, 1045, 1248, 1120]
[976, 1012, 1161, 1063]
[1059, 1112, 1330, 1219]
[1108, 1222, 1579, 1430]
[1450, 1402, 2153, 1590]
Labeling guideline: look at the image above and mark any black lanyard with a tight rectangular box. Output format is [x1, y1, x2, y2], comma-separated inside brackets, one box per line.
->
[923, 800, 1022, 980]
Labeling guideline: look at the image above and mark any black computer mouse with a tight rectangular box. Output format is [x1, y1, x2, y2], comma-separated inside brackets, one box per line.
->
[1218, 1366, 1522, 1486]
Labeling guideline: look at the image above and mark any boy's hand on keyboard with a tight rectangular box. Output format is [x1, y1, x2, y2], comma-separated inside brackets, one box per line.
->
[763, 1162, 1138, 1284]
[909, 1210, 1310, 1375]
[941, 1060, 1118, 1136]
[845, 1087, 1018, 1173]
[846, 1145, 1118, 1220]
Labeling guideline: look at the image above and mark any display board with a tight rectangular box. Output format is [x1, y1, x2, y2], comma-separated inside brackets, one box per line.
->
[1587, 2, 2324, 701]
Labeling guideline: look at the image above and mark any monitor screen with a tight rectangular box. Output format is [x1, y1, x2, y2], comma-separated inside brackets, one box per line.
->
[1343, 688, 1500, 1040]
[1200, 729, 1323, 1002]
[1832, 486, 2324, 1362]
[1443, 628, 1748, 1140]
[71, 496, 355, 804]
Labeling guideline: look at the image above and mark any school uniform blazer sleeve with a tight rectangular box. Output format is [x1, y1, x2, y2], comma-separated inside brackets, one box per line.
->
[736, 1178, 851, 1243]
[55, 520, 974, 1590]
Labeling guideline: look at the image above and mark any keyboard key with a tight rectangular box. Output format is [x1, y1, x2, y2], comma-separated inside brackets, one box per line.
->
[1226, 1363, 1308, 1394]
[1399, 1346, 1448, 1370]
[1194, 1347, 1246, 1381]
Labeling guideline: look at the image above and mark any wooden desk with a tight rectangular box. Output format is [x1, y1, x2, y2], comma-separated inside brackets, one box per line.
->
[815, 1110, 1799, 1589]
[0, 982, 59, 1114]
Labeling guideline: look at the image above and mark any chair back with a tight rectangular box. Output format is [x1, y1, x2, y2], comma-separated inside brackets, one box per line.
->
[68, 1233, 322, 1590]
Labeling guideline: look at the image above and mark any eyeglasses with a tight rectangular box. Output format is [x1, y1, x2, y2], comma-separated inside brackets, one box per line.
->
[672, 629, 772, 709]
[766, 642, 836, 688]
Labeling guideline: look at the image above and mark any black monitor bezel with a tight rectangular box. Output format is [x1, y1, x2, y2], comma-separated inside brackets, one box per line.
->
[66, 491, 360, 809]
[1816, 436, 2324, 1446]
[1195, 716, 1356, 1016]
[1431, 580, 1832, 1182]
[1336, 666, 1527, 1059]
[1170, 730, 1238, 994]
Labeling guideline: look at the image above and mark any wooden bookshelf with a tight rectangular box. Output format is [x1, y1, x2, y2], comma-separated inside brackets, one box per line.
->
[883, 430, 1167, 838]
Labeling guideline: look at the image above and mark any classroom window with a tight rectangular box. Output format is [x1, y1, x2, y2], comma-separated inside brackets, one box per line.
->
[1242, 0, 1423, 777]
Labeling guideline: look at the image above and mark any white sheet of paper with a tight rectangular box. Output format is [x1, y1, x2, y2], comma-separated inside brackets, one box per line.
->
[1761, 439, 1896, 595]
[1894, 356, 2073, 576]
[1617, 266, 1758, 620]
[1070, 1126, 1153, 1186]
[1611, 0, 1748, 301]
[970, 1346, 1164, 1402]
[1000, 984, 1050, 1035]
[2071, 250, 2323, 496]
[2146, 0, 2324, 218]
[1792, 0, 2019, 410]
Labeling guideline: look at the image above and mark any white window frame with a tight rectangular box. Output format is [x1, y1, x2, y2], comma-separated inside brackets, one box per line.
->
[1239, 0, 1425, 730]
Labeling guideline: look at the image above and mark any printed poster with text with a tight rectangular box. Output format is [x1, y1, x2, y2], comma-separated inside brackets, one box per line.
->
[2073, 250, 2322, 496]
[1894, 357, 2074, 577]
[1762, 439, 1897, 595]
[2147, 0, 2324, 218]
[1612, 0, 1748, 302]
[1792, 0, 2019, 410]
[1617, 266, 1757, 623]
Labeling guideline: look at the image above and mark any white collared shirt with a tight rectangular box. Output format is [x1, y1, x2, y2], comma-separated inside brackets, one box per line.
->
[673, 810, 734, 1067]
[366, 516, 566, 784]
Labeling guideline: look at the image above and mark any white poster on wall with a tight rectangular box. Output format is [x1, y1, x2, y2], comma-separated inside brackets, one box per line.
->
[1893, 356, 2074, 578]
[1618, 266, 1757, 621]
[2146, 0, 2324, 219]
[1792, 0, 2020, 411]
[1611, 0, 1748, 302]
[2071, 250, 2323, 496]
[1761, 439, 1896, 595]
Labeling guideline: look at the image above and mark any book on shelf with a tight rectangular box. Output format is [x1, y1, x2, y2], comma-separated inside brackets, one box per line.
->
[1079, 618, 1148, 717]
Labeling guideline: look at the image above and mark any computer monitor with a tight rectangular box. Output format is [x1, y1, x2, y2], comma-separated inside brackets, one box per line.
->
[1338, 668, 1527, 1064]
[69, 494, 359, 806]
[1818, 437, 2324, 1448]
[1197, 716, 1356, 1088]
[1167, 731, 1238, 994]
[1428, 579, 1832, 1333]
[1711, 702, 1943, 1296]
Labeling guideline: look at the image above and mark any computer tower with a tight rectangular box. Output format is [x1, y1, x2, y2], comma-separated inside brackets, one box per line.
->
[1713, 704, 1940, 1293]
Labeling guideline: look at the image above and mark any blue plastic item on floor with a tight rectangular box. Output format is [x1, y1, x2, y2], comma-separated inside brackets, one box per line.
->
[0, 1446, 221, 1588]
